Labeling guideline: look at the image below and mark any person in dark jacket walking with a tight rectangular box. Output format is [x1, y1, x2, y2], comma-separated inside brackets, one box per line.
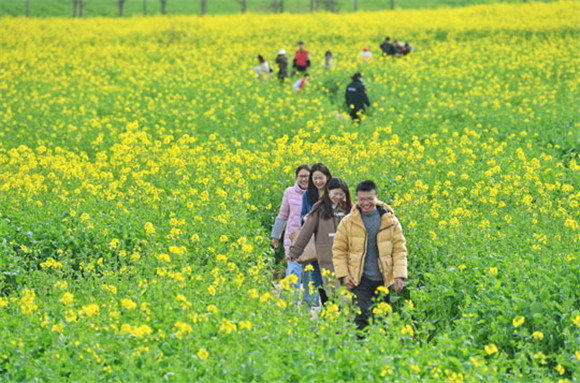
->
[380, 37, 397, 57]
[345, 72, 370, 121]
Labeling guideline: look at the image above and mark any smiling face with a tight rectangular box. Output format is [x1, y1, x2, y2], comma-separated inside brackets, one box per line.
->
[312, 171, 328, 191]
[328, 188, 346, 205]
[296, 169, 310, 190]
[356, 190, 378, 213]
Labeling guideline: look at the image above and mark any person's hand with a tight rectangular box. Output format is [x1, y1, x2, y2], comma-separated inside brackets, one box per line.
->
[342, 275, 356, 291]
[271, 238, 279, 248]
[394, 278, 404, 292]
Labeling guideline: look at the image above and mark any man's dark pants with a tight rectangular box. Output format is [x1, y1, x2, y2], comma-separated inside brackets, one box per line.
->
[352, 276, 390, 331]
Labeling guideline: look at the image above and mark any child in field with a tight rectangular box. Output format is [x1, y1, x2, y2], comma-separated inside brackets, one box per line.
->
[292, 73, 309, 92]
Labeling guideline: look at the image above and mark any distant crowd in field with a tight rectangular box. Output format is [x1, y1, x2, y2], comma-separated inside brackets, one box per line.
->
[271, 163, 408, 337]
[253, 38, 414, 121]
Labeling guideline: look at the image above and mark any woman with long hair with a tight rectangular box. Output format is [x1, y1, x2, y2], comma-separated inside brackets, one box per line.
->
[290, 178, 353, 306]
[299, 162, 332, 307]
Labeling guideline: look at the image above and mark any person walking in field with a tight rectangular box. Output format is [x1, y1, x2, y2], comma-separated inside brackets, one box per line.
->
[359, 46, 373, 63]
[292, 41, 311, 77]
[332, 180, 408, 335]
[292, 73, 309, 92]
[254, 55, 271, 80]
[380, 36, 397, 57]
[275, 49, 289, 82]
[323, 51, 336, 68]
[345, 72, 370, 121]
[299, 162, 332, 307]
[288, 178, 353, 306]
[271, 164, 311, 290]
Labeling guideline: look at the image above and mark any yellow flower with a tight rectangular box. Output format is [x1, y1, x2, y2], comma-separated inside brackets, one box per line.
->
[512, 316, 525, 328]
[80, 303, 100, 317]
[51, 323, 65, 333]
[556, 364, 565, 375]
[197, 348, 209, 360]
[532, 331, 544, 340]
[144, 222, 156, 235]
[109, 239, 120, 249]
[60, 292, 74, 305]
[401, 324, 414, 337]
[239, 321, 252, 331]
[20, 289, 37, 314]
[572, 315, 580, 328]
[489, 267, 498, 276]
[207, 305, 218, 314]
[485, 344, 498, 355]
[121, 299, 137, 310]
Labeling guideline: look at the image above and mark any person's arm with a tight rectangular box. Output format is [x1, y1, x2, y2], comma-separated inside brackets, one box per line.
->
[391, 217, 408, 289]
[307, 53, 311, 68]
[288, 213, 318, 260]
[271, 191, 290, 247]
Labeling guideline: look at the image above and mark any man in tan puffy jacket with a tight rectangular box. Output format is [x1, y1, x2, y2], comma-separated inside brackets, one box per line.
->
[332, 180, 408, 332]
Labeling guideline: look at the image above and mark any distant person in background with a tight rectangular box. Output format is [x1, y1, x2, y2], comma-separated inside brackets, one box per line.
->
[380, 36, 397, 57]
[394, 40, 406, 55]
[300, 162, 333, 307]
[323, 51, 336, 68]
[276, 49, 289, 82]
[360, 47, 373, 62]
[292, 41, 311, 77]
[292, 73, 309, 92]
[254, 55, 271, 80]
[345, 72, 370, 121]
[402, 42, 414, 56]
[289, 178, 353, 306]
[271, 164, 311, 290]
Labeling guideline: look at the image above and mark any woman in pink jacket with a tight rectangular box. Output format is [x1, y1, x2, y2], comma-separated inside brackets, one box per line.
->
[271, 164, 311, 289]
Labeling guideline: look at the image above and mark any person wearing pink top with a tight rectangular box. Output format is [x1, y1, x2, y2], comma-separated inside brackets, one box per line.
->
[271, 164, 311, 289]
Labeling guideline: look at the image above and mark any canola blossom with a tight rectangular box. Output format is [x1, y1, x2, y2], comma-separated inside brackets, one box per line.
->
[0, 2, 579, 381]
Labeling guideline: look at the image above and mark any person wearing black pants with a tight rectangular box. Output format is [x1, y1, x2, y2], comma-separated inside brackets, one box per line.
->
[345, 72, 371, 121]
[352, 276, 390, 331]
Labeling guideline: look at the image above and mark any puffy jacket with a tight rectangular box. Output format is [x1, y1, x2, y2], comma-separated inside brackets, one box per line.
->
[271, 182, 307, 257]
[345, 79, 370, 112]
[332, 201, 407, 288]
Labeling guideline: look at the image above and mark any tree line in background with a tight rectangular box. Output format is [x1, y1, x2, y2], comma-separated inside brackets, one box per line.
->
[20, 0, 532, 17]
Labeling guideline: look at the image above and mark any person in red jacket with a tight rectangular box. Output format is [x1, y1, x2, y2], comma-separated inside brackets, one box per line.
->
[292, 41, 311, 77]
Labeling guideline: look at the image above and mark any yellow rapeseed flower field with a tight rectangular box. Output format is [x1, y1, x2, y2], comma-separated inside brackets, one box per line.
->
[0, 1, 579, 381]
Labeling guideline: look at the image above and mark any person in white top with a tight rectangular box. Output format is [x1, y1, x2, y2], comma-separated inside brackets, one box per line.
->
[254, 55, 271, 80]
[360, 47, 373, 62]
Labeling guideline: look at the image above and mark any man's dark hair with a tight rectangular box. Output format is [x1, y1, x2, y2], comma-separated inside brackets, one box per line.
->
[385, 36, 391, 41]
[295, 163, 310, 177]
[356, 180, 378, 194]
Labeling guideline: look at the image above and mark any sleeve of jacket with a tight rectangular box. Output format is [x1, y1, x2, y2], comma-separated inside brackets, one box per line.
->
[288, 212, 318, 260]
[271, 190, 290, 239]
[391, 217, 408, 280]
[332, 218, 350, 280]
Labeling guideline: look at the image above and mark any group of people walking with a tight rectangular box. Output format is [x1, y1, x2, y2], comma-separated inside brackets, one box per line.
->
[271, 163, 408, 335]
[254, 38, 412, 121]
